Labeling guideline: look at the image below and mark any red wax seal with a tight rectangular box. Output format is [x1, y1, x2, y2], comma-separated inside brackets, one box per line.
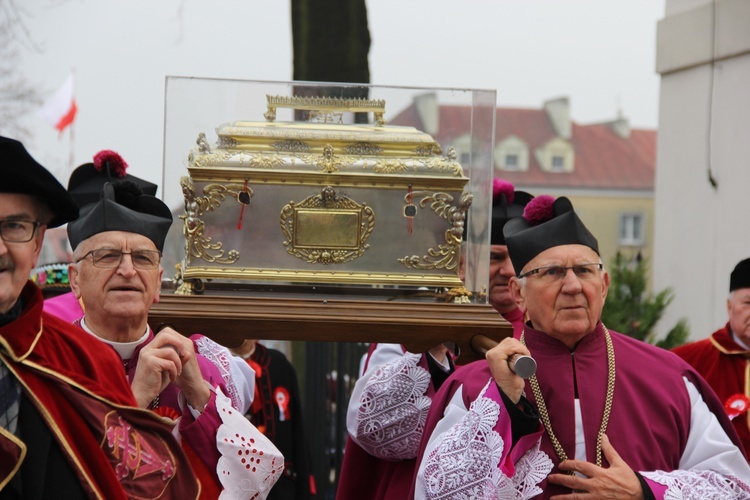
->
[724, 394, 750, 420]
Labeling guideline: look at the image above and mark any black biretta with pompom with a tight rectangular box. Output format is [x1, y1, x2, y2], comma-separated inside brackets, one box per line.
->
[503, 195, 599, 276]
[0, 135, 78, 227]
[67, 181, 172, 252]
[490, 179, 534, 245]
[68, 150, 158, 207]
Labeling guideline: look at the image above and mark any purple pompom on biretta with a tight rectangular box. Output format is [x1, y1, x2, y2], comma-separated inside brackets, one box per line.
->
[492, 178, 515, 205]
[489, 178, 534, 245]
[522, 195, 555, 226]
[67, 150, 158, 207]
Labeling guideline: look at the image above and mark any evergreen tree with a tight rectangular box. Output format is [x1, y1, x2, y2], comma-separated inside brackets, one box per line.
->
[601, 252, 689, 349]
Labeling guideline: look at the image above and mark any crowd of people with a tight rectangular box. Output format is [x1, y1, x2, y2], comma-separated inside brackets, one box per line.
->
[4, 133, 750, 499]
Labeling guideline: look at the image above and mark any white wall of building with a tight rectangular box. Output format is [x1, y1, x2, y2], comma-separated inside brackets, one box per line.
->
[655, 0, 750, 340]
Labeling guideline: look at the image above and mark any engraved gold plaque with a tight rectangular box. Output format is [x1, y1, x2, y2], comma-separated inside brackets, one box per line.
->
[294, 211, 360, 249]
[280, 187, 374, 265]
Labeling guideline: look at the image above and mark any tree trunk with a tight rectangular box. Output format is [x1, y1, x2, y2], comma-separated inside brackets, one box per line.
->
[291, 0, 370, 84]
[291, 0, 371, 122]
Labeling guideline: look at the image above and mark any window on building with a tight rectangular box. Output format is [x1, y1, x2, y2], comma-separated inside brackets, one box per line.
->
[495, 137, 529, 172]
[504, 154, 519, 170]
[460, 152, 471, 165]
[551, 155, 565, 171]
[620, 213, 645, 246]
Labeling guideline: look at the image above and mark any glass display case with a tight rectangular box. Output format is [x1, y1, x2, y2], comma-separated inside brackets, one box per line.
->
[155, 77, 506, 362]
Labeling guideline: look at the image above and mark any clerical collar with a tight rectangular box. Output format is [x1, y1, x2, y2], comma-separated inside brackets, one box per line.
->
[731, 330, 750, 351]
[79, 317, 150, 361]
[427, 351, 451, 372]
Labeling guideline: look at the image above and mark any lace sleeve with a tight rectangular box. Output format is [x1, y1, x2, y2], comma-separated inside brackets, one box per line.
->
[346, 348, 432, 460]
[192, 334, 254, 414]
[415, 380, 552, 500]
[640, 378, 750, 499]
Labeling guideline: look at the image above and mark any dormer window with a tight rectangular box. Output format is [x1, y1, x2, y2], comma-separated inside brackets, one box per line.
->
[551, 155, 565, 171]
[505, 154, 519, 170]
[535, 137, 575, 173]
[495, 136, 529, 172]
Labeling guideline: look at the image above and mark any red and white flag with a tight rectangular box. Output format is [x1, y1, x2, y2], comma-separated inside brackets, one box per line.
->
[40, 73, 78, 134]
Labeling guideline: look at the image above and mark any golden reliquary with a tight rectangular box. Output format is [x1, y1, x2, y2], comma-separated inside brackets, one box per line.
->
[175, 95, 473, 294]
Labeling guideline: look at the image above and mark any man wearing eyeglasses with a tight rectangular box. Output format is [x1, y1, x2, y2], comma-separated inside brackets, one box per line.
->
[0, 136, 199, 498]
[64, 180, 283, 497]
[412, 195, 750, 499]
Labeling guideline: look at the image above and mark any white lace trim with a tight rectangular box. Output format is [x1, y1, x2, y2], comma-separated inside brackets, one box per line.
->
[216, 387, 284, 500]
[642, 469, 750, 499]
[355, 352, 432, 460]
[194, 335, 245, 412]
[510, 439, 554, 499]
[419, 380, 551, 499]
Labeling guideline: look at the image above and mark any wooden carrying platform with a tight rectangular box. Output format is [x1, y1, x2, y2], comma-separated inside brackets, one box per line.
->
[149, 293, 512, 365]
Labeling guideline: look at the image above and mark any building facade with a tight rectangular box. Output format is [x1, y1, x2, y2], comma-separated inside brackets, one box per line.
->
[654, 0, 750, 340]
[392, 94, 657, 282]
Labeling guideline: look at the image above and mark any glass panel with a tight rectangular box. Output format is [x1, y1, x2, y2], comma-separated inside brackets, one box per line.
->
[162, 77, 495, 303]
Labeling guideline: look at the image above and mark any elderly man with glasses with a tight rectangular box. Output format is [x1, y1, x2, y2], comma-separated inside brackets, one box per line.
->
[62, 180, 283, 498]
[0, 137, 200, 498]
[412, 195, 750, 499]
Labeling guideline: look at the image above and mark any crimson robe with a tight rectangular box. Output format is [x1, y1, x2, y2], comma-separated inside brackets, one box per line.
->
[672, 323, 750, 460]
[0, 282, 199, 498]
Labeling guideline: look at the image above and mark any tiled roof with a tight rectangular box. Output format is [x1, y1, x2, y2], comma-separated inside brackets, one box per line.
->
[390, 103, 655, 191]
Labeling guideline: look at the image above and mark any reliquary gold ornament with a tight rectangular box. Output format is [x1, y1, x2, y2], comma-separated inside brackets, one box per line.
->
[176, 95, 472, 293]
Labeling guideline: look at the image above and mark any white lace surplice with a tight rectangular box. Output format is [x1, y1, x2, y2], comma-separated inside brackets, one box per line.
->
[641, 378, 750, 499]
[415, 381, 552, 500]
[193, 334, 255, 414]
[417, 375, 750, 500]
[347, 345, 432, 460]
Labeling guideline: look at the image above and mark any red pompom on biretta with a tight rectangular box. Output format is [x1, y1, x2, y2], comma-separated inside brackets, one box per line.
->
[93, 150, 128, 177]
[523, 195, 555, 226]
[492, 178, 515, 205]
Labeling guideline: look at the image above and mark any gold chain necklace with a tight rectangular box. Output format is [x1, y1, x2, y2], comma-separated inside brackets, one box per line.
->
[521, 325, 615, 467]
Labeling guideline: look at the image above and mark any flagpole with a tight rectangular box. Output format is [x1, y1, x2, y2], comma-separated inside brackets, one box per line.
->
[69, 67, 76, 170]
[69, 122, 75, 170]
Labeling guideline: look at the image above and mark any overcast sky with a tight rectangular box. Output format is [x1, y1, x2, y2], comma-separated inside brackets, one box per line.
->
[13, 0, 665, 189]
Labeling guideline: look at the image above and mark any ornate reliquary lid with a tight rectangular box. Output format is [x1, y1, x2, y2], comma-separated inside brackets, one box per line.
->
[188, 95, 463, 179]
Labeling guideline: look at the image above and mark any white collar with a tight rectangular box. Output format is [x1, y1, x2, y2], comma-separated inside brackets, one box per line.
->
[80, 317, 150, 361]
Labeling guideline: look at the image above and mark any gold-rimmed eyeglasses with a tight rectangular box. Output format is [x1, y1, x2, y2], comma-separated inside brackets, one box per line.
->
[0, 219, 41, 243]
[518, 263, 603, 284]
[75, 248, 162, 270]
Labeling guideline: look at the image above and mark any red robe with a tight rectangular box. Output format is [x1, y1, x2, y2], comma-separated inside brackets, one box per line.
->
[0, 282, 199, 498]
[672, 323, 750, 459]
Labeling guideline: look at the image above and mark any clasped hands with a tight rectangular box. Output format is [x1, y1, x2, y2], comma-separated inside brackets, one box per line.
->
[131, 327, 210, 411]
